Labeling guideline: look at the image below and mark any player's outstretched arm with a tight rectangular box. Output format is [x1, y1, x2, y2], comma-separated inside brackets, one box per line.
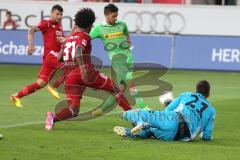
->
[75, 45, 87, 80]
[126, 34, 132, 47]
[164, 96, 181, 112]
[201, 110, 215, 141]
[123, 22, 132, 47]
[75, 45, 85, 67]
[27, 26, 39, 55]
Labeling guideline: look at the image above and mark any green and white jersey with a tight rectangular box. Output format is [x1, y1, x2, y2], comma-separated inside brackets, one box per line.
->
[90, 20, 132, 59]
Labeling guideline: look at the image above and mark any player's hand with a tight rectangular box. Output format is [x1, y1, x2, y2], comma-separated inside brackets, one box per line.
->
[126, 40, 134, 50]
[126, 40, 132, 46]
[57, 36, 66, 44]
[27, 44, 35, 55]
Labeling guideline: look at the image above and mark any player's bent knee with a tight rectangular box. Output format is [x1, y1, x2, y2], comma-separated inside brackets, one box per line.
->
[69, 99, 80, 108]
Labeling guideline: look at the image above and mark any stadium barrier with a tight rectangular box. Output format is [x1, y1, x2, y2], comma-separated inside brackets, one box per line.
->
[0, 30, 239, 71]
[173, 35, 240, 71]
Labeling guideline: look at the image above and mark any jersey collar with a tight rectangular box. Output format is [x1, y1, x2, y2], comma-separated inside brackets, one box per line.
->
[102, 20, 120, 26]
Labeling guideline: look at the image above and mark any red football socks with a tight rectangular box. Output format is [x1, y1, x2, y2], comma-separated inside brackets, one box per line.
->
[52, 75, 65, 88]
[16, 82, 42, 98]
[53, 108, 74, 122]
[115, 92, 132, 111]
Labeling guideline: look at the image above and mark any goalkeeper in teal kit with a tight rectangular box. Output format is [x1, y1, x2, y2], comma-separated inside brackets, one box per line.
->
[90, 4, 148, 110]
[114, 80, 216, 141]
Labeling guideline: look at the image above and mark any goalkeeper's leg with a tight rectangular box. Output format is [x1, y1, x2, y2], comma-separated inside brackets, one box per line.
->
[123, 109, 160, 135]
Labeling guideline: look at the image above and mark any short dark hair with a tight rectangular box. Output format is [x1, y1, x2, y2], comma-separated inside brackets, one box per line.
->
[51, 4, 63, 13]
[104, 3, 118, 15]
[74, 8, 95, 28]
[196, 80, 210, 98]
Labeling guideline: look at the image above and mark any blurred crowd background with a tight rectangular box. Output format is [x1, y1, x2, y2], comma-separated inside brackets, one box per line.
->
[5, 0, 239, 5]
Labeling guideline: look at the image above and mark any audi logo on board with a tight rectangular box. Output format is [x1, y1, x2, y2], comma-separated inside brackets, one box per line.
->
[122, 11, 186, 34]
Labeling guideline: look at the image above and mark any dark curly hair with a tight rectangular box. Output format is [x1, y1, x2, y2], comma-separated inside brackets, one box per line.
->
[74, 8, 95, 28]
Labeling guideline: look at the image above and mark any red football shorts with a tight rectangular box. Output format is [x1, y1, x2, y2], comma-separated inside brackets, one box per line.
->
[64, 67, 114, 108]
[38, 54, 62, 83]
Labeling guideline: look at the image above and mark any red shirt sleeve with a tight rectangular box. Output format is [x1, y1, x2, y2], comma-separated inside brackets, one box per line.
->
[76, 34, 91, 66]
[35, 20, 49, 31]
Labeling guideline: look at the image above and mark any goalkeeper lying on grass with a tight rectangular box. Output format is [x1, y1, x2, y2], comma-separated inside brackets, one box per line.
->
[114, 80, 216, 141]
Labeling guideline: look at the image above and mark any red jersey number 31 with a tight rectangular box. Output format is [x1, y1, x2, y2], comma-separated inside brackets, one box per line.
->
[63, 42, 76, 61]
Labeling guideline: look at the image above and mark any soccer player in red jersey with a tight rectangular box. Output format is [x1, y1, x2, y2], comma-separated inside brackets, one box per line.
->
[10, 5, 65, 108]
[45, 8, 132, 130]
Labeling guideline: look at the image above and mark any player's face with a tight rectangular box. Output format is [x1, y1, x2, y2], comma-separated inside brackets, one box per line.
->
[51, 9, 63, 23]
[105, 12, 118, 25]
[6, 13, 11, 20]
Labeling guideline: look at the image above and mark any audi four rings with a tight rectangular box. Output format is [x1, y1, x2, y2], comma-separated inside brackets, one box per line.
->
[122, 11, 185, 34]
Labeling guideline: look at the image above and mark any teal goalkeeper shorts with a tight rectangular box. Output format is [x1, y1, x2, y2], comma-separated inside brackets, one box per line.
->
[111, 53, 134, 85]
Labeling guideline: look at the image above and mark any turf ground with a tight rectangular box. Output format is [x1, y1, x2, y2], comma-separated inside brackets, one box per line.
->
[0, 64, 240, 160]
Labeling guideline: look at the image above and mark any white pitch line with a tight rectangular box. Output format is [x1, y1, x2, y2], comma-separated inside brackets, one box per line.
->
[0, 121, 43, 129]
[0, 111, 122, 129]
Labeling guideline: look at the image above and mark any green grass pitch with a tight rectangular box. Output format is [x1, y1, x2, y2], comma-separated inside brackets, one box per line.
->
[0, 64, 240, 160]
